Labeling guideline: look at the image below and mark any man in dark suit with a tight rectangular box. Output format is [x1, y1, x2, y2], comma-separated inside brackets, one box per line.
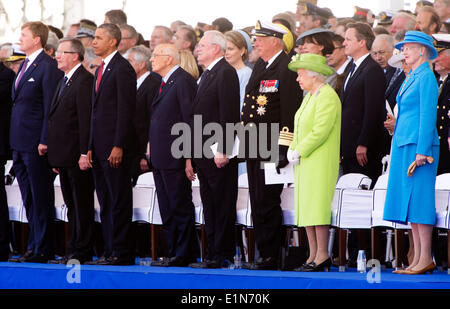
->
[126, 45, 161, 183]
[46, 38, 95, 264]
[241, 21, 302, 270]
[433, 37, 450, 174]
[85, 23, 136, 265]
[188, 30, 241, 269]
[341, 23, 386, 185]
[148, 44, 199, 267]
[10, 22, 63, 263]
[0, 62, 15, 261]
[341, 22, 386, 266]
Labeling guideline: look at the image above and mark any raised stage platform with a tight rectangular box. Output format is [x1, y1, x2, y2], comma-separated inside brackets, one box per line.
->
[1, 260, 449, 290]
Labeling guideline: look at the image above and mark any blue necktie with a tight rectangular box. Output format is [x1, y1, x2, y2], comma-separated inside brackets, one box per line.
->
[58, 76, 68, 98]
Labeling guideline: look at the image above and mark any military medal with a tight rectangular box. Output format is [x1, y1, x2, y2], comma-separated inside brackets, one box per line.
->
[256, 95, 268, 107]
[256, 106, 266, 116]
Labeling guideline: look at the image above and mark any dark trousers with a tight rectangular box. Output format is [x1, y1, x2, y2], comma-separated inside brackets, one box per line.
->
[246, 160, 283, 260]
[153, 168, 198, 258]
[12, 150, 55, 256]
[0, 162, 10, 258]
[196, 160, 237, 261]
[59, 166, 95, 258]
[92, 153, 133, 258]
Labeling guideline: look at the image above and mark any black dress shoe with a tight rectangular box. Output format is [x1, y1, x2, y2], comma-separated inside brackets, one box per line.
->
[8, 250, 33, 263]
[299, 258, 331, 272]
[242, 257, 278, 270]
[22, 253, 53, 264]
[152, 256, 197, 267]
[48, 257, 69, 264]
[189, 259, 222, 269]
[84, 256, 110, 265]
[96, 256, 135, 266]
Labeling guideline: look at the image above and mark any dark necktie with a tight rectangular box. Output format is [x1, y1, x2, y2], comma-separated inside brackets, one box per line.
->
[58, 76, 68, 98]
[197, 69, 210, 92]
[15, 58, 29, 91]
[96, 61, 105, 92]
[344, 63, 356, 91]
[159, 81, 165, 94]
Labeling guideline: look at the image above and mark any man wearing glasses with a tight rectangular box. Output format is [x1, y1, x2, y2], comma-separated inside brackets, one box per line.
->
[47, 38, 95, 264]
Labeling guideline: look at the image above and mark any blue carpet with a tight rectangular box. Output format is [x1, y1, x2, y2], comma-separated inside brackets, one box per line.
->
[0, 261, 449, 289]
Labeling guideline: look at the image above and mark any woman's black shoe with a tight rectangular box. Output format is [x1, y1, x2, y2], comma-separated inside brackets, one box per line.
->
[297, 258, 331, 272]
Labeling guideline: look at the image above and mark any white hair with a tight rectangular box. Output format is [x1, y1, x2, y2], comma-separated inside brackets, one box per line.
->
[306, 70, 327, 83]
[129, 45, 153, 71]
[204, 30, 227, 53]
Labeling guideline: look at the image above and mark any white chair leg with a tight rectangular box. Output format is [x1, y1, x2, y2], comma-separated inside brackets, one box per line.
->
[328, 228, 336, 258]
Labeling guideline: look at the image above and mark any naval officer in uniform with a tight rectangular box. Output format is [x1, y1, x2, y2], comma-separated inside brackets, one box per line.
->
[241, 21, 303, 270]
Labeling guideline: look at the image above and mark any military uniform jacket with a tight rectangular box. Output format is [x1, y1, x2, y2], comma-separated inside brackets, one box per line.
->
[241, 52, 302, 161]
[437, 74, 450, 174]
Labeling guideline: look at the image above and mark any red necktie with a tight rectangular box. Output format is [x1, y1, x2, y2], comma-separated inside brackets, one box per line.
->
[159, 81, 165, 94]
[96, 61, 105, 92]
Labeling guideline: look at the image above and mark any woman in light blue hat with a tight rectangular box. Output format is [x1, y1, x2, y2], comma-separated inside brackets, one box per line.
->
[383, 31, 440, 275]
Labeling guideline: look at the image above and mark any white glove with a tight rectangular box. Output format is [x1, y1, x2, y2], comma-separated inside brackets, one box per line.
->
[287, 149, 300, 163]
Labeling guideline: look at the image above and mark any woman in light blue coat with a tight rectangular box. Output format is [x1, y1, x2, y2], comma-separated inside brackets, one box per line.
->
[383, 31, 440, 275]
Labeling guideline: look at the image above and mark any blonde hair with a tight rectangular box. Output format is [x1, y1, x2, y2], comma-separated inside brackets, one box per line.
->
[179, 50, 199, 80]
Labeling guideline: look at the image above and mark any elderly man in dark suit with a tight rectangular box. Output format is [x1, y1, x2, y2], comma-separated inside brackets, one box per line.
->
[85, 23, 136, 265]
[46, 38, 94, 264]
[148, 44, 199, 267]
[0, 61, 15, 261]
[188, 30, 241, 269]
[126, 45, 161, 184]
[241, 21, 302, 271]
[10, 22, 63, 263]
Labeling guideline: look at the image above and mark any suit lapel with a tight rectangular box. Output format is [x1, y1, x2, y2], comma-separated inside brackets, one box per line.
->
[153, 67, 180, 107]
[13, 51, 44, 98]
[343, 57, 371, 100]
[94, 52, 119, 101]
[50, 66, 83, 115]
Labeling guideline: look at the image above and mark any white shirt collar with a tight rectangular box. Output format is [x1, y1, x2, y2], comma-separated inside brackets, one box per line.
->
[336, 58, 351, 75]
[266, 50, 283, 68]
[206, 56, 223, 71]
[25, 48, 44, 69]
[101, 50, 118, 72]
[137, 71, 150, 90]
[64, 63, 82, 82]
[352, 53, 371, 70]
[163, 65, 180, 83]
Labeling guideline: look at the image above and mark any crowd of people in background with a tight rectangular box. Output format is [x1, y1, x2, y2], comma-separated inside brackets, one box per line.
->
[0, 0, 449, 274]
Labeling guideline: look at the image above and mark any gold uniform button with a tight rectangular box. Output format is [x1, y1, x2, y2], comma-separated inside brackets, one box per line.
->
[246, 94, 250, 98]
[241, 121, 244, 125]
[440, 126, 443, 129]
[250, 114, 253, 118]
[251, 105, 255, 109]
[437, 106, 440, 109]
[439, 136, 442, 140]
[252, 96, 255, 100]
[249, 123, 254, 127]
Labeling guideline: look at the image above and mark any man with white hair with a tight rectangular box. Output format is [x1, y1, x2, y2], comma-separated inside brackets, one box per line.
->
[188, 30, 240, 269]
[126, 45, 161, 184]
[389, 12, 416, 35]
[148, 44, 199, 267]
[241, 21, 302, 271]
[118, 24, 138, 58]
[150, 26, 173, 52]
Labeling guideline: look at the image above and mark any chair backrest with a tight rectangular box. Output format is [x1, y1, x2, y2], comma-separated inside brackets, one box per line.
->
[336, 173, 372, 189]
[436, 173, 450, 190]
[136, 172, 155, 187]
[373, 174, 389, 190]
[54, 175, 61, 186]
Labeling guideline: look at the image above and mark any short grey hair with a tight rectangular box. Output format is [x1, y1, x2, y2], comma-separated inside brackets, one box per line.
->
[154, 25, 173, 42]
[204, 30, 227, 53]
[84, 47, 96, 62]
[156, 43, 180, 63]
[120, 24, 138, 40]
[306, 70, 327, 83]
[59, 37, 85, 61]
[373, 34, 395, 52]
[393, 12, 416, 31]
[129, 45, 152, 71]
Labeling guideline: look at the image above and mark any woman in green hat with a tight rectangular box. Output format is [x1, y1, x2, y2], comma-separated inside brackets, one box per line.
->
[287, 53, 341, 272]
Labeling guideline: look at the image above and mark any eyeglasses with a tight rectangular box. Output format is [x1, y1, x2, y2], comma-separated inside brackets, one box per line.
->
[55, 51, 77, 57]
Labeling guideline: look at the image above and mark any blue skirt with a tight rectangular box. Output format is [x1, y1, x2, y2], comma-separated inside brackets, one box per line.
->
[383, 143, 439, 225]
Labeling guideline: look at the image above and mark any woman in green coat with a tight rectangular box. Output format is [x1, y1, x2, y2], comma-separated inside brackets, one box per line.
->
[287, 53, 341, 272]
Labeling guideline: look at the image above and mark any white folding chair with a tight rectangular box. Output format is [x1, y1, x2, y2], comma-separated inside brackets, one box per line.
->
[132, 186, 154, 223]
[331, 173, 372, 271]
[53, 175, 68, 222]
[6, 179, 26, 223]
[236, 181, 252, 262]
